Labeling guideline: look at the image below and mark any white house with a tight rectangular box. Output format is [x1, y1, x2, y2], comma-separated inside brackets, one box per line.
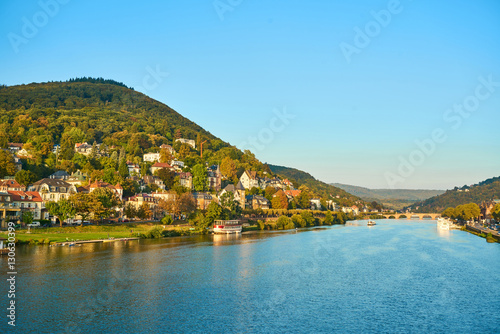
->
[175, 138, 196, 149]
[143, 152, 160, 162]
[28, 179, 77, 202]
[239, 171, 260, 190]
[310, 198, 322, 210]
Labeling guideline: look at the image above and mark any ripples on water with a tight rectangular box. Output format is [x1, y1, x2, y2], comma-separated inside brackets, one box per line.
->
[2, 220, 500, 333]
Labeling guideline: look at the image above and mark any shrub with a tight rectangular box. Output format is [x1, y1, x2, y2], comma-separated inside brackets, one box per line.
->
[161, 215, 173, 225]
[147, 226, 163, 239]
[257, 220, 265, 230]
[292, 214, 306, 228]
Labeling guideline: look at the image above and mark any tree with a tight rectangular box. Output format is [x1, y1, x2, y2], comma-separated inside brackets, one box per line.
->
[219, 192, 241, 219]
[22, 211, 34, 225]
[264, 186, 277, 201]
[292, 214, 306, 228]
[192, 164, 208, 192]
[88, 188, 121, 222]
[15, 170, 38, 186]
[58, 160, 76, 174]
[492, 203, 500, 221]
[271, 191, 288, 209]
[159, 193, 195, 218]
[247, 187, 260, 196]
[297, 190, 311, 209]
[46, 199, 76, 227]
[160, 148, 172, 163]
[0, 150, 17, 178]
[121, 179, 140, 197]
[69, 193, 92, 222]
[205, 201, 223, 226]
[334, 211, 347, 224]
[300, 211, 315, 227]
[371, 201, 383, 211]
[155, 168, 176, 189]
[161, 215, 173, 225]
[137, 203, 152, 220]
[178, 193, 196, 217]
[442, 207, 456, 219]
[178, 144, 191, 159]
[324, 211, 333, 225]
[276, 215, 293, 230]
[118, 158, 129, 178]
[124, 203, 137, 219]
[220, 157, 236, 180]
[454, 203, 480, 221]
[0, 132, 8, 149]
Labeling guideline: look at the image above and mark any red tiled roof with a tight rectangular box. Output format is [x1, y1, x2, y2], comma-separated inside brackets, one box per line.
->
[7, 191, 42, 202]
[284, 190, 301, 197]
[152, 163, 172, 168]
[0, 180, 24, 188]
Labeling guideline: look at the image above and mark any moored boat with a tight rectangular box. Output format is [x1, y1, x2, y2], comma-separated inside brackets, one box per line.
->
[367, 220, 376, 226]
[437, 217, 451, 230]
[213, 220, 242, 234]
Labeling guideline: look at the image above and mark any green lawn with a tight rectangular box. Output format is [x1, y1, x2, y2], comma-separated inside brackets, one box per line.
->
[3, 223, 179, 244]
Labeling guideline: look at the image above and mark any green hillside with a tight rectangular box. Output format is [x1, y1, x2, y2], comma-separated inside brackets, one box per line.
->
[0, 79, 220, 148]
[407, 176, 500, 213]
[268, 165, 361, 206]
[0, 78, 354, 204]
[332, 183, 444, 210]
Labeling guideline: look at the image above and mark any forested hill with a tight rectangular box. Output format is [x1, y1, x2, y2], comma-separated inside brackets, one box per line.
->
[0, 79, 357, 204]
[407, 176, 500, 213]
[0, 79, 218, 147]
[268, 164, 361, 206]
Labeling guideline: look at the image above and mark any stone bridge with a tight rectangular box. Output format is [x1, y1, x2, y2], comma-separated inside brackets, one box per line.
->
[382, 213, 441, 220]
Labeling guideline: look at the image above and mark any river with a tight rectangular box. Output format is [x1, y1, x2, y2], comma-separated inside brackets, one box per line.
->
[1, 219, 500, 333]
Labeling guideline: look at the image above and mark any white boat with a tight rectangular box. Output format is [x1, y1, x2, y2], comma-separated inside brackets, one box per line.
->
[437, 217, 451, 230]
[213, 220, 242, 234]
[367, 220, 376, 226]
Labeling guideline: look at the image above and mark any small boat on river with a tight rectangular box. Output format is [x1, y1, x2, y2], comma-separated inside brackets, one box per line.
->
[437, 218, 451, 230]
[213, 220, 242, 234]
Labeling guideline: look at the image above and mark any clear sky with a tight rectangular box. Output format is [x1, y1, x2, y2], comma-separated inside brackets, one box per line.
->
[1, 0, 499, 190]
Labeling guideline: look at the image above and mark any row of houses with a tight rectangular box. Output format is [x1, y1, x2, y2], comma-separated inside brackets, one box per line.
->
[239, 170, 295, 191]
[0, 176, 124, 227]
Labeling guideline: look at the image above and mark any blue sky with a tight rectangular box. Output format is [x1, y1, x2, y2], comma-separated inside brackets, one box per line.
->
[1, 0, 499, 190]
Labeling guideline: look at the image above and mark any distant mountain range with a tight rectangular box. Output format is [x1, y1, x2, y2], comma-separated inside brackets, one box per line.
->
[331, 183, 445, 210]
[268, 165, 361, 206]
[405, 176, 500, 213]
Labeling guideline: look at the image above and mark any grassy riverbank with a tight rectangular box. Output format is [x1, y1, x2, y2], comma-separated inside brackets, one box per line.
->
[461, 226, 500, 243]
[4, 223, 199, 244]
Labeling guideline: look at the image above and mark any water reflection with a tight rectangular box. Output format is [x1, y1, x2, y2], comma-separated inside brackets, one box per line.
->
[4, 220, 500, 334]
[212, 233, 241, 246]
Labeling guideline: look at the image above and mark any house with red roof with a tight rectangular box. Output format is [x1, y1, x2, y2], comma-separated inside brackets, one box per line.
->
[0, 179, 26, 192]
[150, 162, 174, 175]
[7, 191, 46, 221]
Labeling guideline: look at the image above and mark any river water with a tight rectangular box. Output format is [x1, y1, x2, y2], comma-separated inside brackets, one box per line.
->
[1, 220, 499, 333]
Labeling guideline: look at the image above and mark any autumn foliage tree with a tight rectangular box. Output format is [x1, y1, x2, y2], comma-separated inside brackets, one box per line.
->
[492, 203, 500, 221]
[0, 150, 17, 178]
[159, 193, 196, 219]
[271, 190, 288, 209]
[220, 156, 237, 182]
